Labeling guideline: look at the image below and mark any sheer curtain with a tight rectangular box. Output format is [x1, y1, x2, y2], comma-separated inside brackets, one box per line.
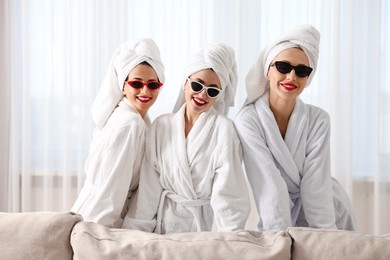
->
[1, 0, 389, 235]
[0, 0, 10, 212]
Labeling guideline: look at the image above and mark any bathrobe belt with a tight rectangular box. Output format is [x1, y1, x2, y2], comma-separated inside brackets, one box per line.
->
[155, 189, 210, 234]
[289, 191, 302, 224]
[290, 191, 300, 200]
[289, 191, 301, 208]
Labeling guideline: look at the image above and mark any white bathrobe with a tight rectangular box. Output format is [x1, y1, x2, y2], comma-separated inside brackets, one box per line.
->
[234, 94, 356, 231]
[71, 99, 150, 228]
[122, 105, 250, 234]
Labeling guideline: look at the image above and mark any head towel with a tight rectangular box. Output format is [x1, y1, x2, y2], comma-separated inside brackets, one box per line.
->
[244, 24, 320, 106]
[91, 38, 165, 128]
[173, 42, 238, 116]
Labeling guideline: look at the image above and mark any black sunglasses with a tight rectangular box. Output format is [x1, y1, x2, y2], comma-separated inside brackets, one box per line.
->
[270, 61, 313, 78]
[126, 80, 163, 90]
[187, 78, 221, 98]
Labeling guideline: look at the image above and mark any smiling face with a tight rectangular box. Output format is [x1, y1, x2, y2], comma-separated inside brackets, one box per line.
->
[122, 63, 161, 118]
[184, 69, 221, 118]
[267, 48, 310, 104]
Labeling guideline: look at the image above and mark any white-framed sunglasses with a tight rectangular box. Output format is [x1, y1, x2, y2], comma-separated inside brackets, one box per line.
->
[187, 78, 221, 98]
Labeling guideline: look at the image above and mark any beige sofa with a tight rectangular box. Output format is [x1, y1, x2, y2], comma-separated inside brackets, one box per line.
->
[1, 211, 389, 260]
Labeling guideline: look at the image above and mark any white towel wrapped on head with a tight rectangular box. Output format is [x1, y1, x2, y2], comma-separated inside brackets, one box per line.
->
[173, 43, 238, 116]
[92, 38, 165, 128]
[244, 24, 320, 106]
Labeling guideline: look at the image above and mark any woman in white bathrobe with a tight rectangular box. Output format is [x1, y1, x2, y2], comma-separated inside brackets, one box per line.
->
[234, 25, 356, 231]
[71, 39, 165, 228]
[122, 43, 250, 234]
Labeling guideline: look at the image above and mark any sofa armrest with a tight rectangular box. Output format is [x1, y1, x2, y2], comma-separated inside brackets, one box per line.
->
[0, 211, 82, 260]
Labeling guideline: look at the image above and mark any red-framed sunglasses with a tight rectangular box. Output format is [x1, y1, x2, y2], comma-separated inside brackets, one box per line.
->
[126, 80, 163, 90]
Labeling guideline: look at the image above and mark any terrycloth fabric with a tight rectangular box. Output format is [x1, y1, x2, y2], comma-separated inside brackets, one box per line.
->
[71, 98, 151, 228]
[234, 94, 356, 231]
[244, 25, 320, 106]
[172, 43, 238, 116]
[122, 105, 250, 234]
[92, 38, 165, 128]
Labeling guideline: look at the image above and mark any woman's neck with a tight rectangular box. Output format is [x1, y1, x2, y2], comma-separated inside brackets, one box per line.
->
[184, 106, 200, 137]
[269, 95, 296, 139]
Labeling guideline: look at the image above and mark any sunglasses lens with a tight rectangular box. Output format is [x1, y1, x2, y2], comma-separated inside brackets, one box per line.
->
[295, 66, 313, 77]
[274, 62, 312, 77]
[147, 82, 161, 89]
[129, 81, 143, 89]
[275, 62, 293, 74]
[190, 81, 204, 92]
[207, 88, 220, 98]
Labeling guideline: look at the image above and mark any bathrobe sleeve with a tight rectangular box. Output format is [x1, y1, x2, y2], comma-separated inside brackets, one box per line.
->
[210, 125, 251, 231]
[81, 121, 144, 227]
[122, 124, 163, 232]
[300, 108, 336, 229]
[234, 105, 292, 230]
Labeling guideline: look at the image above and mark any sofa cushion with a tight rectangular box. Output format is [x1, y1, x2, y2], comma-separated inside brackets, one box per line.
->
[288, 227, 390, 260]
[0, 211, 82, 260]
[71, 222, 291, 260]
[382, 233, 390, 240]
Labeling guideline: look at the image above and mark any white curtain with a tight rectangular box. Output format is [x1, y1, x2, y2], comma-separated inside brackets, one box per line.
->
[1, 0, 389, 235]
[0, 0, 10, 212]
